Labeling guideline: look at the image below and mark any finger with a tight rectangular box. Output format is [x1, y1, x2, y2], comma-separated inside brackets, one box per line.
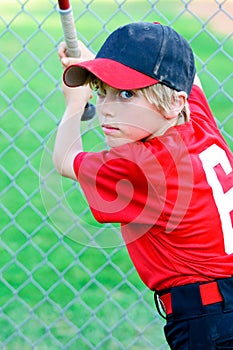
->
[61, 57, 70, 68]
[61, 56, 82, 69]
[77, 40, 95, 60]
[58, 41, 67, 59]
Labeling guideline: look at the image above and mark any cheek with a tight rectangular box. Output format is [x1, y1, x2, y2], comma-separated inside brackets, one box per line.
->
[125, 125, 151, 140]
[96, 99, 102, 115]
[124, 105, 159, 132]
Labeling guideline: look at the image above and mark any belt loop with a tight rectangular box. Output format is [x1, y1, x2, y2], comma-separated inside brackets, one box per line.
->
[217, 277, 233, 312]
[154, 293, 166, 319]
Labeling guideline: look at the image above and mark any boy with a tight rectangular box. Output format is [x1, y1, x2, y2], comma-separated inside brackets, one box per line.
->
[54, 22, 233, 349]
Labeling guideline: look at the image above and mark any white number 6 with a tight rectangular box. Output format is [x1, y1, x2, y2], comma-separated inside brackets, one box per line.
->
[199, 144, 233, 255]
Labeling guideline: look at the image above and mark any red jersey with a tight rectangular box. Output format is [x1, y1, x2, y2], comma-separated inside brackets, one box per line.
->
[73, 85, 233, 291]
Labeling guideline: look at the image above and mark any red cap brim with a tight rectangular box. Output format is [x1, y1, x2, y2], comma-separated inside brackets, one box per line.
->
[63, 58, 159, 90]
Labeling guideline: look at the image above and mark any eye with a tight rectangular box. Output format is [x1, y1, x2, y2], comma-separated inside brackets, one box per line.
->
[97, 88, 106, 97]
[119, 90, 134, 99]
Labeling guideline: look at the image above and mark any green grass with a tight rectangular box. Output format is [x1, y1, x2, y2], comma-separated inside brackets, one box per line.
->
[1, 0, 233, 349]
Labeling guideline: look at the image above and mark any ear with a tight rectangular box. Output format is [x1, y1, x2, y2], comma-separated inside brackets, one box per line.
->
[165, 91, 187, 120]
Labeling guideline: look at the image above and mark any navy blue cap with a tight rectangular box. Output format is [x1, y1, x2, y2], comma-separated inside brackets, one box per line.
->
[64, 22, 196, 96]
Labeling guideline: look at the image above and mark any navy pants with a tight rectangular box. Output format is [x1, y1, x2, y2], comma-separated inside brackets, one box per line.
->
[160, 278, 233, 349]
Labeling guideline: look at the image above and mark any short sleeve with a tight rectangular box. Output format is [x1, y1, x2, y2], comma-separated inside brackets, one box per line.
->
[73, 142, 167, 225]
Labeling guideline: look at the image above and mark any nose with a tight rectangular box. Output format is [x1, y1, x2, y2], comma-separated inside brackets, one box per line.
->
[97, 96, 115, 118]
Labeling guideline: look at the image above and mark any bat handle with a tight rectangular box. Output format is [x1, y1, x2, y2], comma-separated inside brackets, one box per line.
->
[59, 7, 80, 58]
[59, 7, 95, 121]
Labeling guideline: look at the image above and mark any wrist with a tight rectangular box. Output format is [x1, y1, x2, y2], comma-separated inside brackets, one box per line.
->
[63, 84, 92, 108]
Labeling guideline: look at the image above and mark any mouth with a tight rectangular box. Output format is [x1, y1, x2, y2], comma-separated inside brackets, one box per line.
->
[101, 123, 120, 135]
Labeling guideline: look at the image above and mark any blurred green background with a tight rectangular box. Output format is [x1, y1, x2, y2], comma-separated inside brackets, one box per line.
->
[0, 0, 232, 349]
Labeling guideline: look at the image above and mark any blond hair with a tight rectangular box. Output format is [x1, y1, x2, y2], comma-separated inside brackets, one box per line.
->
[139, 84, 190, 123]
[87, 76, 190, 124]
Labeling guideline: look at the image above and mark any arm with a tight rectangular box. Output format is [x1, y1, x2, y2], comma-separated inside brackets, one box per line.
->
[53, 41, 94, 180]
[189, 73, 219, 127]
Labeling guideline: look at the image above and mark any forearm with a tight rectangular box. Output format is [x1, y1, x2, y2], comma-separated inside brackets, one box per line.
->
[53, 85, 91, 180]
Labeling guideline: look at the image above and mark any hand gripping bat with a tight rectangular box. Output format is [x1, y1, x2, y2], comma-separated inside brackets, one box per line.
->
[58, 0, 95, 121]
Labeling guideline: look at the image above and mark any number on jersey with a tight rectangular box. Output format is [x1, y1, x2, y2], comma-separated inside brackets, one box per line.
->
[199, 144, 233, 255]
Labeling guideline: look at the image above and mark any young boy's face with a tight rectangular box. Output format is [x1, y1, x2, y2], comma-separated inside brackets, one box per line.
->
[96, 84, 169, 148]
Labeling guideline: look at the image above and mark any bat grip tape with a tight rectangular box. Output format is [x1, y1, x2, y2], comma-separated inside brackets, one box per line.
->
[59, 7, 80, 58]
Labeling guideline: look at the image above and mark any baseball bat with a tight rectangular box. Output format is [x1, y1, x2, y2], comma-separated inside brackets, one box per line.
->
[58, 0, 95, 121]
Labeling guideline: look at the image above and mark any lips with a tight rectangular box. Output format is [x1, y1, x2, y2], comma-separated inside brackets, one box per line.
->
[102, 123, 120, 135]
[102, 124, 119, 130]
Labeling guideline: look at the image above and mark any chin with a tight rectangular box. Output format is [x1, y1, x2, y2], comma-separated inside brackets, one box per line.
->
[106, 138, 132, 148]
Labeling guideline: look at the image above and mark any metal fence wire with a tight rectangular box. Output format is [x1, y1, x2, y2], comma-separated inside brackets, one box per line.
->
[0, 0, 233, 349]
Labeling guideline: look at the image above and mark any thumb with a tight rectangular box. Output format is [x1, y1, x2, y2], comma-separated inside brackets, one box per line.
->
[61, 57, 70, 68]
[61, 56, 81, 68]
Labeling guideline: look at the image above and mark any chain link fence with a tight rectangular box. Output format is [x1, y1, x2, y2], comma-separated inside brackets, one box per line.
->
[1, 0, 232, 349]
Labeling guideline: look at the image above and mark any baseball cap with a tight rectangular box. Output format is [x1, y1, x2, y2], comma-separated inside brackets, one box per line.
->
[63, 22, 196, 96]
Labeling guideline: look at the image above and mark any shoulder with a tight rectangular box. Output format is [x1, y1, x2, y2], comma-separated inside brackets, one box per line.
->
[74, 142, 158, 175]
[73, 140, 177, 190]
